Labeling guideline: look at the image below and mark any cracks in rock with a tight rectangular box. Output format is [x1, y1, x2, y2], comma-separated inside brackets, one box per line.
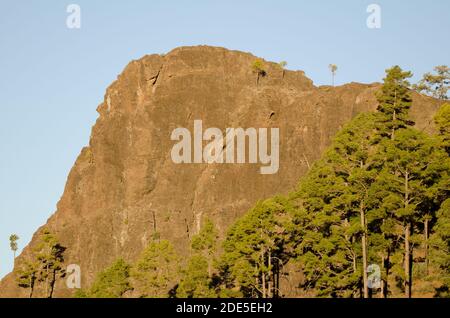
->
[149, 65, 163, 87]
[184, 218, 190, 239]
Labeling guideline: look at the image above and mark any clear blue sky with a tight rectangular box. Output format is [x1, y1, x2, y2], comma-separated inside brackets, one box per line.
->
[0, 0, 449, 279]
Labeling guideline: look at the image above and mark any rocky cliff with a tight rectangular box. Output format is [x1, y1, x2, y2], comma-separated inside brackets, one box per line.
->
[0, 46, 442, 297]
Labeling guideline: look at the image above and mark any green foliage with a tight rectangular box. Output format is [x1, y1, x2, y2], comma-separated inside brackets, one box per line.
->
[435, 103, 450, 154]
[375, 65, 413, 140]
[34, 229, 66, 298]
[329, 64, 337, 85]
[9, 234, 19, 256]
[176, 218, 219, 298]
[15, 229, 66, 298]
[375, 128, 445, 221]
[131, 240, 179, 298]
[283, 80, 449, 298]
[220, 196, 295, 298]
[73, 289, 89, 298]
[430, 199, 450, 297]
[68, 67, 450, 299]
[191, 218, 218, 256]
[279, 61, 287, 78]
[251, 59, 266, 86]
[176, 255, 216, 298]
[16, 260, 38, 298]
[413, 65, 449, 100]
[84, 258, 132, 298]
[293, 113, 379, 297]
[251, 59, 265, 73]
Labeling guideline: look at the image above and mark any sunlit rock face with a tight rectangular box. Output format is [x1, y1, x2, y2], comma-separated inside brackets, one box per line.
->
[0, 46, 441, 297]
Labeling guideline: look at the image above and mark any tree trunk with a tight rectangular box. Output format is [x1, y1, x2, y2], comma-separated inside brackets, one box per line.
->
[261, 246, 266, 298]
[392, 89, 397, 140]
[262, 272, 266, 298]
[424, 218, 429, 275]
[29, 276, 34, 298]
[360, 201, 369, 298]
[404, 171, 412, 298]
[45, 265, 49, 298]
[380, 251, 390, 298]
[49, 270, 56, 298]
[268, 253, 272, 298]
[275, 260, 279, 298]
[391, 109, 397, 140]
[404, 223, 411, 298]
[380, 256, 385, 298]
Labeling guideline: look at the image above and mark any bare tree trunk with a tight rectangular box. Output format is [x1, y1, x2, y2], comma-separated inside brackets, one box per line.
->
[360, 201, 369, 298]
[392, 89, 397, 140]
[380, 251, 390, 298]
[424, 218, 429, 275]
[268, 253, 272, 298]
[29, 276, 34, 298]
[380, 218, 387, 298]
[405, 223, 411, 298]
[45, 265, 49, 298]
[380, 256, 385, 298]
[274, 259, 280, 298]
[392, 109, 397, 140]
[262, 272, 266, 298]
[49, 270, 56, 298]
[260, 242, 266, 298]
[404, 172, 412, 298]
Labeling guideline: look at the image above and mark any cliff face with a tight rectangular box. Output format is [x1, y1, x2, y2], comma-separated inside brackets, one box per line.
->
[0, 46, 442, 297]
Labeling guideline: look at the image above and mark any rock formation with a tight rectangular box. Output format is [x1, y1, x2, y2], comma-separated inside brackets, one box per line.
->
[0, 46, 442, 297]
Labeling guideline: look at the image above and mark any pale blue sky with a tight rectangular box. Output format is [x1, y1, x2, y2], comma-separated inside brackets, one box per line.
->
[0, 0, 449, 279]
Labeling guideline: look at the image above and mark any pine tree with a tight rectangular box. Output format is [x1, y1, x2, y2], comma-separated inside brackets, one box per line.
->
[293, 113, 379, 297]
[16, 260, 38, 298]
[326, 112, 378, 298]
[9, 234, 19, 260]
[428, 103, 450, 297]
[279, 61, 287, 79]
[176, 255, 216, 298]
[33, 229, 66, 298]
[413, 65, 449, 100]
[375, 66, 413, 140]
[220, 196, 295, 298]
[435, 103, 450, 154]
[84, 258, 132, 298]
[329, 64, 337, 86]
[176, 219, 218, 298]
[191, 218, 218, 275]
[290, 103, 449, 298]
[430, 199, 450, 297]
[372, 128, 448, 297]
[251, 59, 266, 86]
[131, 239, 179, 298]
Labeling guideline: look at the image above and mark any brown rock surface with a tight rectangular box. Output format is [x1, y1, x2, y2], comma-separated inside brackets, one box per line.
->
[0, 46, 443, 297]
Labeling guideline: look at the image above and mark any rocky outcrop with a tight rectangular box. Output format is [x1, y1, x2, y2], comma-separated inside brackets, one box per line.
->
[0, 46, 442, 297]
